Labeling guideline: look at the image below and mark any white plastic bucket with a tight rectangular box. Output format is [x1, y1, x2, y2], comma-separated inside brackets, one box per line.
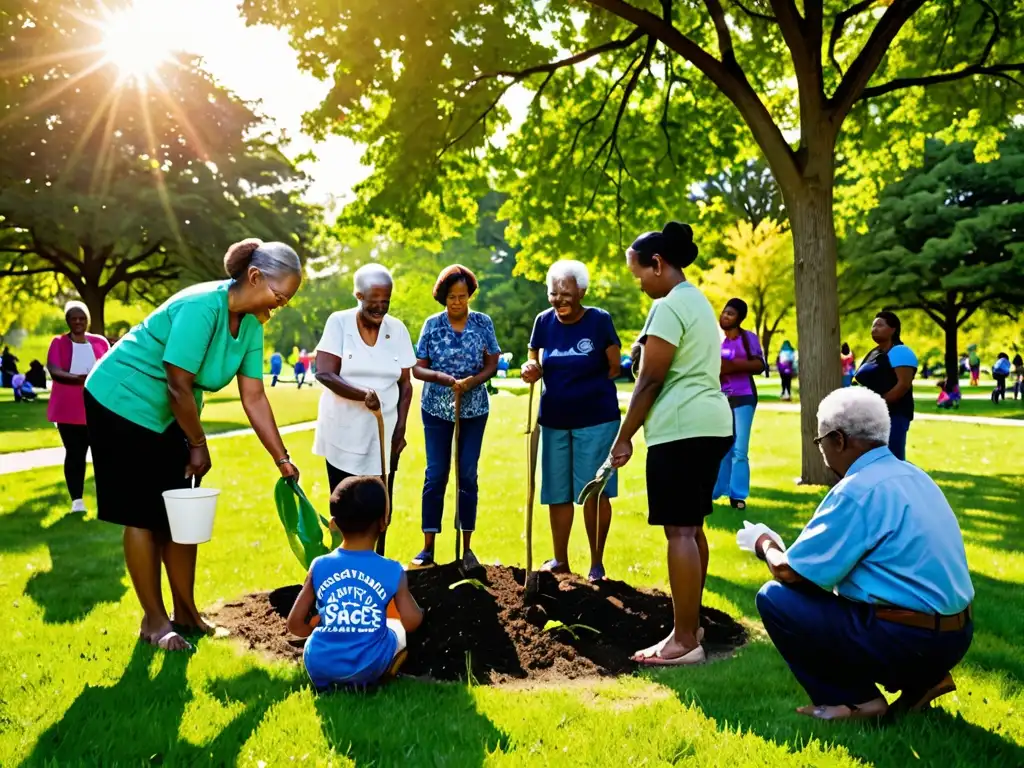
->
[163, 487, 220, 544]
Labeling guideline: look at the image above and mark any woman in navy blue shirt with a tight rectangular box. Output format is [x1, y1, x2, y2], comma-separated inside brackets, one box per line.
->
[854, 311, 918, 460]
[521, 260, 621, 582]
[410, 265, 500, 570]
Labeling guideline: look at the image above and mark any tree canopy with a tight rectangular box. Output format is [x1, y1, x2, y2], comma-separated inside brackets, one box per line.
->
[843, 131, 1024, 380]
[244, 0, 1024, 482]
[0, 0, 315, 333]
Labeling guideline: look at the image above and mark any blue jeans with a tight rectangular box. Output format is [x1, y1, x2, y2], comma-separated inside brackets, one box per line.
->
[889, 414, 911, 461]
[714, 404, 755, 501]
[756, 580, 972, 705]
[421, 410, 488, 533]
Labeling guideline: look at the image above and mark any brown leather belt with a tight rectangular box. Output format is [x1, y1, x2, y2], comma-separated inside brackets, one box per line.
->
[876, 605, 972, 632]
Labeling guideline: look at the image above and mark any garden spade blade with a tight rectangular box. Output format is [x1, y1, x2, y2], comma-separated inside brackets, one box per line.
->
[577, 459, 613, 507]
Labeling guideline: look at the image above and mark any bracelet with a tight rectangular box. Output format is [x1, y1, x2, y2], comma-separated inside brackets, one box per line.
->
[276, 454, 292, 467]
[189, 437, 207, 448]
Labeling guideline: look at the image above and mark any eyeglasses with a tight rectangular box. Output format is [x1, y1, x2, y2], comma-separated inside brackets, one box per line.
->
[813, 430, 840, 446]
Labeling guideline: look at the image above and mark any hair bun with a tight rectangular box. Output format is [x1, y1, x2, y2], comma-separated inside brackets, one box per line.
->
[223, 238, 263, 278]
[662, 221, 693, 245]
[662, 221, 698, 266]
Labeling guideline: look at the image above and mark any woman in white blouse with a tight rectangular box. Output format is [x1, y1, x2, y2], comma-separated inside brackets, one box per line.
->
[313, 264, 416, 519]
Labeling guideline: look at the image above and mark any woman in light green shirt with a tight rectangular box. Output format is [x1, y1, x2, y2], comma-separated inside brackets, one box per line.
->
[611, 222, 733, 667]
[85, 239, 302, 652]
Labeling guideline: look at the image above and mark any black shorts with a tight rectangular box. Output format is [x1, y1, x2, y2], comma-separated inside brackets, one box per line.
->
[85, 390, 192, 537]
[645, 436, 733, 527]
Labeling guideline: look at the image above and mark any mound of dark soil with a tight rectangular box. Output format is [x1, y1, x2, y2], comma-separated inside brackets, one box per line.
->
[211, 564, 747, 684]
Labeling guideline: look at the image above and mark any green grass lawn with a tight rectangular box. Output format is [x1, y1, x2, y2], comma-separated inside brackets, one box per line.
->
[0, 379, 322, 454]
[1, 395, 1022, 766]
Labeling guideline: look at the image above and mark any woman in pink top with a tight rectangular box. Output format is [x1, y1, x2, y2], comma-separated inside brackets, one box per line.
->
[46, 301, 110, 513]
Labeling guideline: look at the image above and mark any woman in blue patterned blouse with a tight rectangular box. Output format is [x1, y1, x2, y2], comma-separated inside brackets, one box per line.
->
[410, 265, 501, 570]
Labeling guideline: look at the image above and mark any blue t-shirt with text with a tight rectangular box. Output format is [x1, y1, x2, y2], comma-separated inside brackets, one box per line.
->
[304, 549, 403, 688]
[529, 307, 621, 430]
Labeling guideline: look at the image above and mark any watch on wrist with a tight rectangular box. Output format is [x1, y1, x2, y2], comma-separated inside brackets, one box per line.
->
[276, 454, 291, 467]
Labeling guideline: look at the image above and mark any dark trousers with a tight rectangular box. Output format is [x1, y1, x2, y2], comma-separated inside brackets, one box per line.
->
[421, 410, 488, 533]
[756, 580, 972, 706]
[889, 414, 910, 461]
[779, 373, 792, 397]
[326, 458, 398, 556]
[992, 374, 1006, 402]
[56, 423, 90, 501]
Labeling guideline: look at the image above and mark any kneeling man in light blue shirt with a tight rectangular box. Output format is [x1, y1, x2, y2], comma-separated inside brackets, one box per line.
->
[738, 387, 974, 722]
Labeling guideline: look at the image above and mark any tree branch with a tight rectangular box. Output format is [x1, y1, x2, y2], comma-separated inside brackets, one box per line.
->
[583, 35, 656, 214]
[828, 0, 876, 78]
[703, 0, 737, 64]
[730, 0, 777, 22]
[977, 0, 1000, 66]
[462, 28, 645, 89]
[830, 0, 928, 121]
[0, 267, 52, 277]
[858, 62, 1024, 100]
[585, 0, 800, 188]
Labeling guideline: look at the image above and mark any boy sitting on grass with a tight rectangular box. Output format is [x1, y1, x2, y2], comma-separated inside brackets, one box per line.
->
[287, 476, 423, 690]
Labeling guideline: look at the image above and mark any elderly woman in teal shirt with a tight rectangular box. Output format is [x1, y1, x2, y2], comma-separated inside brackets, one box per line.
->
[85, 239, 302, 652]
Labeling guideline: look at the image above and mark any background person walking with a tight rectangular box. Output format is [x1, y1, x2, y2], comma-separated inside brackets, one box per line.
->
[777, 340, 796, 400]
[46, 301, 110, 514]
[714, 298, 765, 511]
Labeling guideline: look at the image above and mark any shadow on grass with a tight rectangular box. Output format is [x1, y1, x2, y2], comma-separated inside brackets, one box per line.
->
[0, 480, 126, 623]
[652, 637, 1024, 767]
[313, 680, 509, 765]
[930, 472, 1024, 554]
[24, 643, 194, 765]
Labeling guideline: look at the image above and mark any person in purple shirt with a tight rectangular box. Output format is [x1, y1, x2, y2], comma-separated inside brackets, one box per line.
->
[713, 298, 765, 510]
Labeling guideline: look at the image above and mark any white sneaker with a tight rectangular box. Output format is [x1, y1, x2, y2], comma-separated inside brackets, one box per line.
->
[71, 499, 86, 513]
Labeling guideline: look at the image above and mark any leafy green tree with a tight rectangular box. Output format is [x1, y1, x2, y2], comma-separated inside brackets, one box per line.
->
[245, 0, 1024, 482]
[843, 132, 1024, 382]
[0, 1, 314, 334]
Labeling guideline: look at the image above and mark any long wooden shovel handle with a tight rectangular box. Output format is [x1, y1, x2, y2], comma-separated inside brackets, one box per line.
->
[454, 389, 463, 561]
[372, 403, 390, 523]
[524, 381, 538, 581]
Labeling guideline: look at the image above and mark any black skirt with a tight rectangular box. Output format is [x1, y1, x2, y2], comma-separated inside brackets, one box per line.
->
[84, 389, 192, 537]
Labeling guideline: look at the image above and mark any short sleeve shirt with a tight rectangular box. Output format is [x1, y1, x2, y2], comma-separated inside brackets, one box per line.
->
[416, 311, 501, 421]
[85, 281, 263, 432]
[313, 309, 417, 475]
[786, 447, 974, 615]
[719, 330, 763, 403]
[304, 549, 404, 687]
[529, 307, 621, 430]
[640, 282, 732, 446]
[855, 344, 917, 420]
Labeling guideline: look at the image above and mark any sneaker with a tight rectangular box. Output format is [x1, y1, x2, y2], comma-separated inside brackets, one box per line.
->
[461, 549, 481, 571]
[408, 549, 435, 570]
[588, 564, 606, 583]
[71, 499, 86, 513]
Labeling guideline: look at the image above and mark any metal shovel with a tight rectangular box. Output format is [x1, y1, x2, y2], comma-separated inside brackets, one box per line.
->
[453, 389, 463, 563]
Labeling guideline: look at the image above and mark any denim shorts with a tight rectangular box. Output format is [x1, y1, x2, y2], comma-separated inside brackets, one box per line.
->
[540, 420, 619, 505]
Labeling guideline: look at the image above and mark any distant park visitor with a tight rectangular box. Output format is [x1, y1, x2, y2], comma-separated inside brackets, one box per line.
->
[46, 301, 110, 514]
[968, 344, 981, 387]
[714, 297, 765, 510]
[313, 264, 416, 501]
[612, 221, 732, 665]
[84, 239, 302, 652]
[840, 343, 855, 387]
[740, 387, 973, 721]
[269, 350, 283, 386]
[410, 264, 500, 571]
[521, 259, 621, 583]
[1013, 353, 1024, 400]
[777, 340, 796, 400]
[991, 353, 1011, 403]
[854, 311, 917, 461]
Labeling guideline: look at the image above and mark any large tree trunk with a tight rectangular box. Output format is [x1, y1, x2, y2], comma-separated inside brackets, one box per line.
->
[788, 182, 842, 485]
[943, 319, 959, 386]
[79, 284, 106, 337]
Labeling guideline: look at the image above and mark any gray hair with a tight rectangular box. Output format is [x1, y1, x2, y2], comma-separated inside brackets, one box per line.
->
[224, 239, 301, 281]
[546, 260, 589, 292]
[817, 387, 891, 445]
[64, 300, 90, 324]
[353, 263, 394, 296]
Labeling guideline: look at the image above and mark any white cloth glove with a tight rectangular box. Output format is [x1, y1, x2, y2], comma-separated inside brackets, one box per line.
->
[736, 520, 786, 555]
